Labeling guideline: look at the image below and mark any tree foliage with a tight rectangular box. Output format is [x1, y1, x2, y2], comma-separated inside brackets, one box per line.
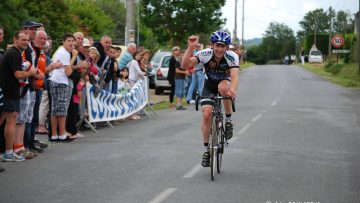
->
[264, 22, 295, 60]
[0, 0, 29, 44]
[141, 0, 225, 47]
[299, 9, 329, 34]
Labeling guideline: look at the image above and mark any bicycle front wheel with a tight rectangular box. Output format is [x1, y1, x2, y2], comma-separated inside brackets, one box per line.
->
[210, 116, 218, 181]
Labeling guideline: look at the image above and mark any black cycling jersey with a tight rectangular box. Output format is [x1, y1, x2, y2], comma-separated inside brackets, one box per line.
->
[194, 48, 239, 81]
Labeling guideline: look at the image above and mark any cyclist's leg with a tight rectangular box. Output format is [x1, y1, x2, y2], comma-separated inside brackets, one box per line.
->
[201, 105, 212, 144]
[200, 80, 217, 167]
[218, 80, 234, 139]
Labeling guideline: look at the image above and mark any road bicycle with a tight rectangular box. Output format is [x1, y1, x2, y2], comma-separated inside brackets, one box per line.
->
[196, 93, 235, 180]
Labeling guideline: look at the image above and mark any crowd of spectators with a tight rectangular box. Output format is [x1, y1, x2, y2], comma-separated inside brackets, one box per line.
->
[0, 20, 151, 172]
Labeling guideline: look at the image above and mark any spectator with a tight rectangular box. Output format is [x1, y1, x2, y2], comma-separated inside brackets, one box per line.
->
[66, 32, 89, 139]
[38, 40, 61, 135]
[48, 33, 76, 142]
[86, 36, 94, 47]
[186, 43, 205, 104]
[103, 46, 118, 93]
[300, 47, 305, 65]
[139, 49, 151, 72]
[119, 43, 136, 70]
[167, 46, 181, 108]
[174, 53, 187, 110]
[128, 51, 146, 87]
[0, 30, 37, 162]
[0, 26, 5, 171]
[117, 67, 130, 94]
[0, 26, 4, 62]
[95, 35, 112, 67]
[22, 21, 46, 154]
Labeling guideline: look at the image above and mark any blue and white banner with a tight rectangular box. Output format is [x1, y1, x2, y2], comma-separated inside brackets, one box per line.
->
[86, 77, 148, 122]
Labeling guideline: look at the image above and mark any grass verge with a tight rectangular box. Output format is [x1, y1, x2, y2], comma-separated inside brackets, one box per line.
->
[300, 62, 360, 88]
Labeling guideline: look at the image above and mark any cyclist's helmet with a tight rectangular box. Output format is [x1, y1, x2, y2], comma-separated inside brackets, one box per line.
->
[210, 30, 231, 45]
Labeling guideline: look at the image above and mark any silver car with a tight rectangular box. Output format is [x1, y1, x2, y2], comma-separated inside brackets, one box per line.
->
[150, 51, 172, 95]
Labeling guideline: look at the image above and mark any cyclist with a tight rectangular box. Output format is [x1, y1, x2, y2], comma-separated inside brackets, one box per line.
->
[181, 31, 239, 167]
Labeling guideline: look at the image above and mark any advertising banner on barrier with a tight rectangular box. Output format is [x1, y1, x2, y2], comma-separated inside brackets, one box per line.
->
[86, 77, 148, 122]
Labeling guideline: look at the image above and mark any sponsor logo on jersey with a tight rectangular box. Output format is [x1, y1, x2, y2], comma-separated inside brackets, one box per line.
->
[209, 60, 216, 69]
[197, 50, 212, 57]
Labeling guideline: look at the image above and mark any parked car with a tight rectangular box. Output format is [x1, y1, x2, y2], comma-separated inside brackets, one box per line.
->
[308, 50, 323, 63]
[150, 51, 172, 95]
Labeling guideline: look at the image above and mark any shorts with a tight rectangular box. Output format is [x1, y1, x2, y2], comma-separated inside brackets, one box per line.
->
[200, 79, 230, 106]
[175, 79, 186, 98]
[0, 99, 20, 113]
[17, 90, 36, 124]
[49, 81, 71, 116]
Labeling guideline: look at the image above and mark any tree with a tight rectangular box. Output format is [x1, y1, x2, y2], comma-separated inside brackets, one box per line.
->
[92, 0, 126, 42]
[333, 10, 355, 34]
[262, 22, 296, 61]
[65, 0, 116, 39]
[19, 0, 77, 44]
[0, 0, 29, 45]
[299, 9, 329, 34]
[141, 0, 225, 47]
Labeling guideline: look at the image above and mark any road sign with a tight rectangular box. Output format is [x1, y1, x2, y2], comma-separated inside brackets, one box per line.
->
[332, 49, 350, 54]
[331, 35, 345, 48]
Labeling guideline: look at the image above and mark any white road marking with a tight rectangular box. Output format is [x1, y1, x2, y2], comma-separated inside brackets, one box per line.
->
[271, 101, 278, 106]
[251, 113, 263, 122]
[183, 164, 202, 178]
[149, 188, 177, 203]
[238, 123, 251, 134]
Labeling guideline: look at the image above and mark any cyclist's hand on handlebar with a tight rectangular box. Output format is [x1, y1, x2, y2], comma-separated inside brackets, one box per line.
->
[188, 35, 198, 47]
[228, 87, 236, 98]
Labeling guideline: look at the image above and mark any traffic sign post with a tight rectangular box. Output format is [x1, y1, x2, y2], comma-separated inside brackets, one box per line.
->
[331, 35, 345, 48]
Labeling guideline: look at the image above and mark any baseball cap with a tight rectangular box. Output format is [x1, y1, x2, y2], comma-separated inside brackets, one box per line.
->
[23, 20, 43, 28]
[83, 38, 91, 47]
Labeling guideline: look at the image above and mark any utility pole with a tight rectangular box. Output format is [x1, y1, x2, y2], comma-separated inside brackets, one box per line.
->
[241, 0, 245, 46]
[314, 15, 317, 47]
[357, 1, 360, 75]
[137, 0, 140, 46]
[125, 0, 135, 45]
[233, 0, 238, 44]
[328, 6, 333, 63]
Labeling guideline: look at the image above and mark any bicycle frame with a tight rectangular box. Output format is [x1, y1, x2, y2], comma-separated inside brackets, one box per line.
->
[196, 94, 235, 180]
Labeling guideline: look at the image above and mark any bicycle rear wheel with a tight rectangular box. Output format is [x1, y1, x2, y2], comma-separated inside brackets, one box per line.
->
[210, 116, 217, 181]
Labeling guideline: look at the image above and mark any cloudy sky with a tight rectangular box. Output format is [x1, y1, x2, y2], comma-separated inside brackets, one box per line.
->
[222, 0, 359, 40]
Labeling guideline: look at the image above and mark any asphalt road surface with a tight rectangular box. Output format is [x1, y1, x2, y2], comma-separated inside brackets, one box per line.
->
[1, 65, 360, 203]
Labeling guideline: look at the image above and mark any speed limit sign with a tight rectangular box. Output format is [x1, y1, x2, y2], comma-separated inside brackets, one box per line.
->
[331, 35, 344, 48]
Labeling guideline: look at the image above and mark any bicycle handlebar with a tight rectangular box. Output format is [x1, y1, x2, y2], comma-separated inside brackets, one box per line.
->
[195, 95, 235, 112]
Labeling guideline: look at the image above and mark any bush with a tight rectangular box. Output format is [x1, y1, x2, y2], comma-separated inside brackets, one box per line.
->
[325, 63, 344, 74]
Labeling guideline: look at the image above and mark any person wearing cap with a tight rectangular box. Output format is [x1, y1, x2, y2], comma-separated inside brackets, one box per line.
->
[22, 20, 42, 41]
[21, 21, 47, 154]
[181, 31, 239, 168]
[167, 46, 181, 108]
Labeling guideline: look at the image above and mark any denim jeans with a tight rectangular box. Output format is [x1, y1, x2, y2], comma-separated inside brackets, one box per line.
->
[186, 70, 205, 102]
[175, 79, 186, 98]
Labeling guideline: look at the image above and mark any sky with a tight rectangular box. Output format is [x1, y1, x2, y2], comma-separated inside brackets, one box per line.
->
[222, 0, 359, 40]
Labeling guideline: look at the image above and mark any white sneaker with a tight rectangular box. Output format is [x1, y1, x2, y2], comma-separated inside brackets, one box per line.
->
[190, 100, 196, 104]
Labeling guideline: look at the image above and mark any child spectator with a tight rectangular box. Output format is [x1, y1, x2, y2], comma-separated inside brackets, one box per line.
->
[117, 67, 130, 94]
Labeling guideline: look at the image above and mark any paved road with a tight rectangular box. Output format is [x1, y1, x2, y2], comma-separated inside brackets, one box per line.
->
[1, 65, 360, 203]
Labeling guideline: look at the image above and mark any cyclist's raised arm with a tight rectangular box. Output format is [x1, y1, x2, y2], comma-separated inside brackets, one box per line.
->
[181, 35, 199, 70]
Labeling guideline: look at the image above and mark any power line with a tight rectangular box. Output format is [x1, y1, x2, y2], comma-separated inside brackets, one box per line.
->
[251, 3, 304, 17]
